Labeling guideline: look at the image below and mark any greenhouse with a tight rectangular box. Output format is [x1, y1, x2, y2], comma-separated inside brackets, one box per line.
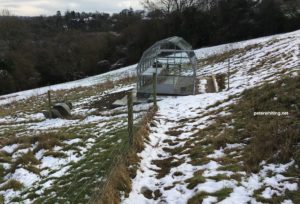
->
[136, 36, 197, 98]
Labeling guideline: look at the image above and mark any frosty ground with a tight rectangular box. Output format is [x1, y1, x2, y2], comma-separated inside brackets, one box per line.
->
[0, 30, 299, 203]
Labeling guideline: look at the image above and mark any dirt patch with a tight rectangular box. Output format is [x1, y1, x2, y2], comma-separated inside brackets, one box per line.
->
[89, 91, 127, 110]
[165, 130, 183, 137]
[205, 77, 216, 93]
[152, 157, 184, 179]
[141, 187, 153, 199]
[162, 139, 179, 146]
[216, 74, 226, 91]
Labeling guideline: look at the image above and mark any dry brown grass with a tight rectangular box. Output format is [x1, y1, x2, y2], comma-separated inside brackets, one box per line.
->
[98, 162, 132, 204]
[188, 187, 233, 204]
[0, 179, 24, 191]
[152, 157, 184, 179]
[186, 170, 206, 189]
[34, 133, 64, 152]
[43, 150, 66, 158]
[0, 150, 11, 163]
[2, 132, 67, 153]
[0, 74, 136, 118]
[162, 139, 179, 146]
[165, 129, 183, 136]
[117, 75, 136, 85]
[216, 74, 226, 91]
[202, 44, 262, 66]
[9, 150, 41, 174]
[195, 78, 201, 95]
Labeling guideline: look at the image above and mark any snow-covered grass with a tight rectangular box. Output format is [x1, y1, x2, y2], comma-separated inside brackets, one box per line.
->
[0, 29, 299, 203]
[0, 76, 151, 203]
[0, 65, 136, 106]
[122, 30, 300, 204]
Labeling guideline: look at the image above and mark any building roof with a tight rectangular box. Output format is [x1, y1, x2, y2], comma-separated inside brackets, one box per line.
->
[139, 36, 194, 63]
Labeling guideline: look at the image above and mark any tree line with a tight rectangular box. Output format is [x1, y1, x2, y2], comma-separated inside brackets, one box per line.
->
[0, 0, 299, 95]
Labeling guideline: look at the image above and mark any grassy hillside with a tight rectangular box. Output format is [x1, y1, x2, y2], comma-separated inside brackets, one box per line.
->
[187, 75, 299, 203]
[123, 30, 299, 204]
[0, 77, 153, 203]
[0, 30, 299, 204]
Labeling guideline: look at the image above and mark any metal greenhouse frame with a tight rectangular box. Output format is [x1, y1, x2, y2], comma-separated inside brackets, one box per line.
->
[136, 36, 197, 98]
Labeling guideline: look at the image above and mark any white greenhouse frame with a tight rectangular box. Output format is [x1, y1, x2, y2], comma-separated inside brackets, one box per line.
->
[136, 36, 197, 98]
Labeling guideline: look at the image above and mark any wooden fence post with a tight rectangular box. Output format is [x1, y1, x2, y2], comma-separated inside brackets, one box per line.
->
[227, 58, 230, 90]
[152, 73, 157, 109]
[127, 91, 133, 146]
[48, 90, 52, 119]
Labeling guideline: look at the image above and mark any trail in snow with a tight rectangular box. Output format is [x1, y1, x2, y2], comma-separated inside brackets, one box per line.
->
[122, 30, 299, 203]
[0, 29, 299, 204]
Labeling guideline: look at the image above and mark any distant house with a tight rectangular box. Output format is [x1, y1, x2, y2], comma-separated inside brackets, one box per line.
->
[136, 36, 197, 98]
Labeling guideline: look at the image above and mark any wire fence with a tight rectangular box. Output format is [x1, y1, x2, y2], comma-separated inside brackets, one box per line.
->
[88, 107, 155, 203]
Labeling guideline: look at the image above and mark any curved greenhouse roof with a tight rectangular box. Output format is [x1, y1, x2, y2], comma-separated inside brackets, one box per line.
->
[137, 36, 197, 97]
[139, 36, 194, 61]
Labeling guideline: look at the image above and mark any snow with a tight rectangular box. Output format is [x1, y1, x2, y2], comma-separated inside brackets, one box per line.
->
[194, 29, 300, 60]
[64, 138, 82, 145]
[82, 115, 106, 123]
[0, 113, 45, 124]
[196, 180, 237, 193]
[1, 29, 299, 203]
[260, 160, 295, 175]
[0, 64, 136, 106]
[261, 187, 280, 199]
[123, 29, 299, 204]
[28, 118, 79, 130]
[225, 143, 244, 149]
[218, 186, 255, 204]
[7, 168, 39, 187]
[40, 156, 67, 170]
[207, 149, 225, 159]
[35, 149, 44, 160]
[202, 196, 218, 204]
[282, 200, 294, 204]
[1, 144, 19, 154]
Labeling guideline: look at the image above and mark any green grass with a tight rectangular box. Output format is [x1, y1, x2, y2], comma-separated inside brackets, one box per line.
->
[0, 179, 24, 191]
[186, 75, 299, 203]
[186, 171, 206, 189]
[0, 195, 4, 204]
[0, 75, 136, 119]
[0, 113, 135, 203]
[218, 164, 241, 172]
[207, 174, 231, 181]
[16, 127, 132, 203]
[0, 75, 140, 203]
[196, 75, 299, 173]
[188, 188, 233, 204]
[232, 76, 300, 172]
[0, 151, 12, 163]
[0, 165, 5, 183]
[43, 151, 66, 158]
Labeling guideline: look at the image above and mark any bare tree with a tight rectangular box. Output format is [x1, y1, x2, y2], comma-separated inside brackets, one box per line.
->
[1, 9, 11, 16]
[142, 0, 199, 14]
[142, 0, 174, 14]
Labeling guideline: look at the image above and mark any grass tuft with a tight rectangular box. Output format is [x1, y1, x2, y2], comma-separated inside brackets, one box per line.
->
[0, 179, 24, 191]
[186, 170, 206, 189]
[188, 187, 233, 204]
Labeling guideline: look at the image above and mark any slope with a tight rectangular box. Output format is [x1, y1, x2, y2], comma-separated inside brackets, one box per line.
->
[122, 30, 299, 203]
[0, 29, 299, 204]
